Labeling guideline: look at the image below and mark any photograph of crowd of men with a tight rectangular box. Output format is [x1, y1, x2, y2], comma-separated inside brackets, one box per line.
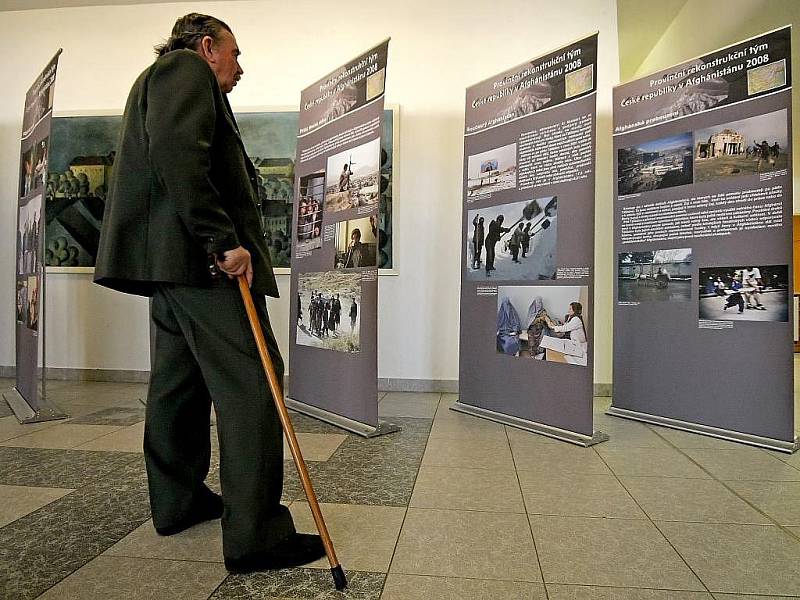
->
[296, 271, 361, 352]
[699, 264, 788, 322]
[17, 195, 42, 276]
[19, 137, 49, 198]
[617, 248, 692, 303]
[467, 196, 557, 281]
[296, 171, 324, 253]
[466, 142, 518, 199]
[693, 109, 788, 183]
[334, 216, 377, 269]
[617, 132, 694, 196]
[325, 137, 381, 213]
[16, 275, 40, 332]
[497, 285, 589, 366]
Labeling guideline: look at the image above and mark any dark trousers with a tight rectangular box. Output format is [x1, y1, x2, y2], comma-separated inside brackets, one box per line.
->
[485, 242, 496, 273]
[146, 282, 295, 560]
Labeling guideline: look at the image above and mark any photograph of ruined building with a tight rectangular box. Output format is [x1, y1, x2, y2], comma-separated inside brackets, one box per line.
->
[617, 132, 693, 195]
[693, 109, 789, 183]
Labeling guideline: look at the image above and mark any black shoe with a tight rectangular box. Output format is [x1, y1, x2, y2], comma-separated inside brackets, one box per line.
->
[155, 492, 223, 536]
[224, 533, 327, 573]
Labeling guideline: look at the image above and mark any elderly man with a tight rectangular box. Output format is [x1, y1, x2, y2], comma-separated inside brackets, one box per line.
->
[94, 13, 324, 573]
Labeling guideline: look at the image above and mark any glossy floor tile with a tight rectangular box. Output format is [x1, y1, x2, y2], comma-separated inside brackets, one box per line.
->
[0, 484, 73, 528]
[36, 555, 228, 599]
[529, 515, 704, 590]
[391, 508, 541, 582]
[290, 502, 406, 573]
[410, 465, 525, 513]
[657, 521, 800, 595]
[0, 385, 797, 599]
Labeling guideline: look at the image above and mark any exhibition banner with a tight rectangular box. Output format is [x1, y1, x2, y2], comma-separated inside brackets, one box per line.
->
[288, 40, 389, 432]
[10, 52, 61, 416]
[611, 27, 796, 450]
[456, 34, 602, 444]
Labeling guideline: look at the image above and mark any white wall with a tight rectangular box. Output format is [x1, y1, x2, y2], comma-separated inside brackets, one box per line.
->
[0, 0, 619, 384]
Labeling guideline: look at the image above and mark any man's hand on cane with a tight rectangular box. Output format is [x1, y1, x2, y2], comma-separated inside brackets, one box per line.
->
[217, 246, 253, 287]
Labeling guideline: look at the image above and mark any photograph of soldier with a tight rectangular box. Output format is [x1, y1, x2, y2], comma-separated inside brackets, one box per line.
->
[296, 271, 361, 352]
[17, 194, 42, 276]
[618, 132, 693, 195]
[466, 142, 517, 199]
[333, 216, 377, 269]
[617, 248, 692, 303]
[15, 278, 27, 324]
[296, 172, 324, 253]
[466, 196, 557, 281]
[497, 285, 589, 366]
[324, 137, 381, 213]
[32, 137, 49, 190]
[693, 109, 789, 182]
[26, 275, 40, 332]
[19, 146, 34, 198]
[699, 265, 788, 322]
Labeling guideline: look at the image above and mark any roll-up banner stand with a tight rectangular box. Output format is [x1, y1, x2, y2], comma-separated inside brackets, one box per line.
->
[287, 40, 398, 437]
[610, 27, 798, 453]
[455, 33, 606, 447]
[4, 51, 68, 424]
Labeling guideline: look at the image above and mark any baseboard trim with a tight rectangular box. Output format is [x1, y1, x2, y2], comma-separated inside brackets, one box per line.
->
[0, 367, 613, 396]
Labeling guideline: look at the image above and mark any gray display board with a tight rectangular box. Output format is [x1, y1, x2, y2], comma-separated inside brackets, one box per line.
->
[611, 27, 796, 451]
[288, 41, 389, 432]
[456, 34, 602, 445]
[6, 51, 65, 422]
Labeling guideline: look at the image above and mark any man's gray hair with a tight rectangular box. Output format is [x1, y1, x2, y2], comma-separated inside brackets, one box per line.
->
[155, 13, 232, 57]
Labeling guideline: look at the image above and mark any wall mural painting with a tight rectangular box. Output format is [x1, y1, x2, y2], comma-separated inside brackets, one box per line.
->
[46, 109, 395, 270]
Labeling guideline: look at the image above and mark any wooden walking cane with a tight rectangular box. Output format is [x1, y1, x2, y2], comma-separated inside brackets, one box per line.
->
[236, 275, 347, 590]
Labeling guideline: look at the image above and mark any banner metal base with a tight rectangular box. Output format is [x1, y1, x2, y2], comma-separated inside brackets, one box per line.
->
[606, 406, 799, 454]
[3, 388, 68, 424]
[285, 398, 401, 438]
[451, 402, 609, 447]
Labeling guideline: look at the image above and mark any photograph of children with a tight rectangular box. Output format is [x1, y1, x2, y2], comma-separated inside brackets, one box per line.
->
[748, 59, 786, 95]
[296, 172, 324, 253]
[26, 275, 40, 332]
[15, 278, 27, 324]
[617, 132, 693, 195]
[467, 196, 557, 281]
[334, 216, 377, 269]
[618, 248, 692, 303]
[325, 137, 381, 213]
[466, 142, 518, 199]
[296, 271, 361, 352]
[699, 265, 788, 322]
[497, 285, 589, 366]
[693, 109, 789, 182]
[19, 146, 34, 198]
[17, 194, 43, 276]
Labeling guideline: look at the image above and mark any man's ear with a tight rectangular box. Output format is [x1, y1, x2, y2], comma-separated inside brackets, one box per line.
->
[199, 35, 215, 62]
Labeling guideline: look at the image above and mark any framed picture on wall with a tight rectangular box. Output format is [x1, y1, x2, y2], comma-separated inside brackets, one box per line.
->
[45, 105, 400, 275]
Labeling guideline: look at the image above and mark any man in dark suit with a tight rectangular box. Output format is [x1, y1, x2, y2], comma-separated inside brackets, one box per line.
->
[94, 13, 324, 574]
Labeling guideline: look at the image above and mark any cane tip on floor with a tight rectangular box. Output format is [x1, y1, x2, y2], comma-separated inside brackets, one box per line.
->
[331, 565, 347, 590]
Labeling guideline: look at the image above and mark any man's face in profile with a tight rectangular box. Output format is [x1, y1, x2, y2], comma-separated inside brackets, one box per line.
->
[206, 29, 243, 93]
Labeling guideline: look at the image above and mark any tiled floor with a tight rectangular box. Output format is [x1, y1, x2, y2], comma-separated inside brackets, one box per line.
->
[1, 379, 800, 598]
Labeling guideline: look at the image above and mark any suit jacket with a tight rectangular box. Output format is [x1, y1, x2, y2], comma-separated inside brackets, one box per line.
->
[94, 49, 278, 298]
